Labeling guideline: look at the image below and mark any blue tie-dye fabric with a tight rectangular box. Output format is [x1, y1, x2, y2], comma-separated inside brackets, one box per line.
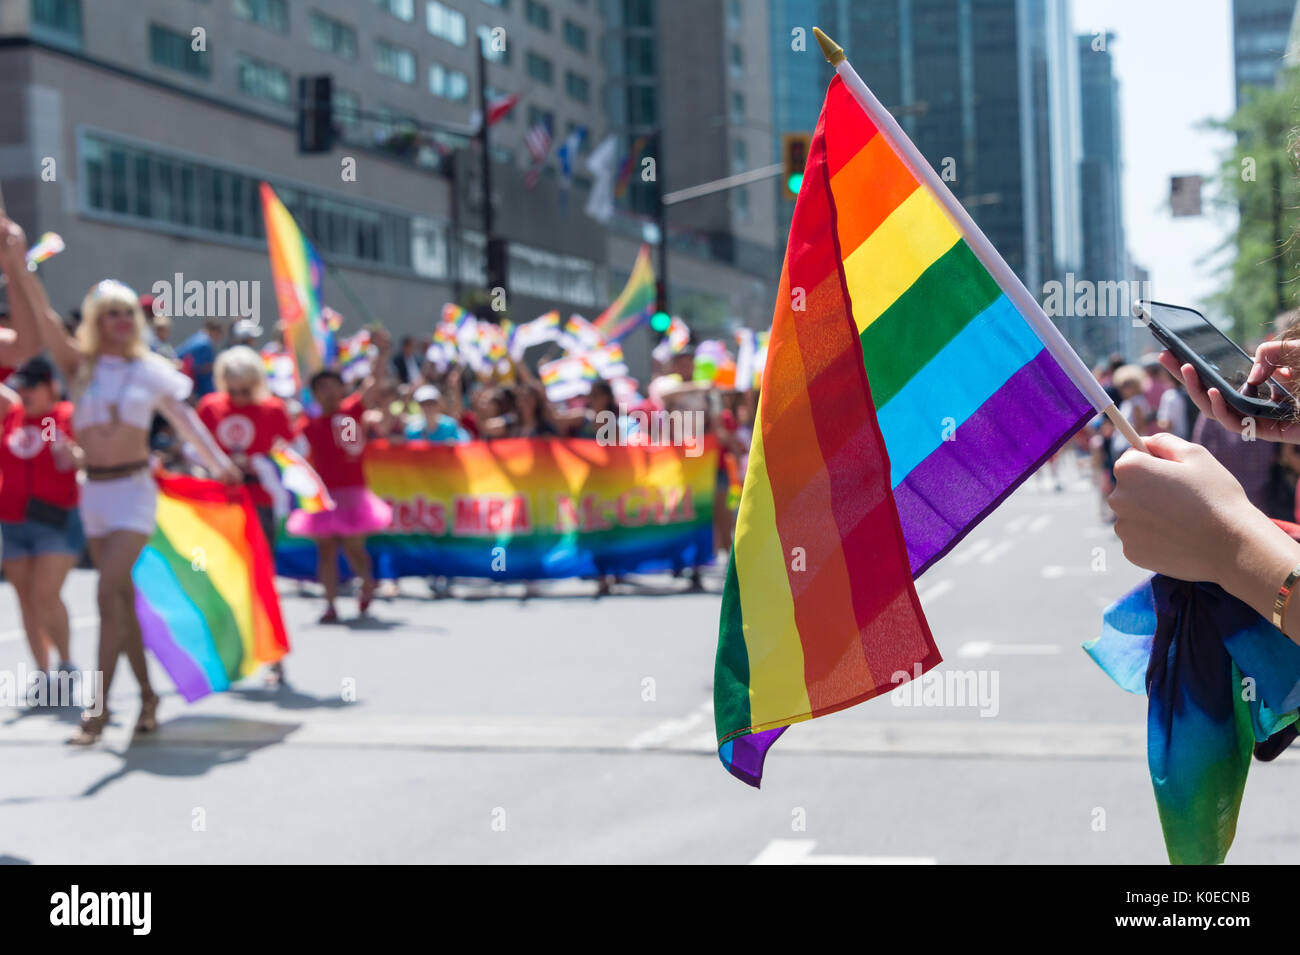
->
[1086, 576, 1300, 864]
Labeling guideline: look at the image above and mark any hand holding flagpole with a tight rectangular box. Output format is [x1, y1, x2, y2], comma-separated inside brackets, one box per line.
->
[812, 27, 1147, 455]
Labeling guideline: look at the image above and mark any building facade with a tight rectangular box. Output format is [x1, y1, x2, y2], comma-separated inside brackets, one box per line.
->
[1075, 30, 1128, 363]
[767, 0, 1083, 311]
[0, 0, 778, 354]
[1233, 0, 1297, 104]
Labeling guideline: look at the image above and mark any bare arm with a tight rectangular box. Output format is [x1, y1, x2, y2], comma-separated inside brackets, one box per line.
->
[157, 393, 241, 483]
[2, 224, 82, 378]
[0, 217, 41, 368]
[359, 328, 393, 408]
[0, 381, 16, 418]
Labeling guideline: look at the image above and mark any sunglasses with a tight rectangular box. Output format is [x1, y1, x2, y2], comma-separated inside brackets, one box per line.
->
[101, 307, 134, 319]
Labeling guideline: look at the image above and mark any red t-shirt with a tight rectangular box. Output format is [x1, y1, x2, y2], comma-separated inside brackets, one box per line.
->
[197, 392, 296, 506]
[299, 393, 368, 490]
[0, 400, 78, 522]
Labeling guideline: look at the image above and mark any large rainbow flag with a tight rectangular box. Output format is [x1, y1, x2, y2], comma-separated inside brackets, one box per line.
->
[133, 473, 290, 701]
[260, 182, 327, 393]
[593, 244, 655, 342]
[714, 66, 1104, 786]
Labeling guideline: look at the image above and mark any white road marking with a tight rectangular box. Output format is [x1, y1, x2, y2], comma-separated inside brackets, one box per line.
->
[1005, 515, 1031, 534]
[751, 839, 935, 865]
[1041, 566, 1107, 579]
[916, 579, 952, 603]
[0, 615, 98, 644]
[1026, 514, 1053, 533]
[950, 539, 990, 565]
[628, 702, 712, 750]
[958, 641, 1061, 658]
[978, 540, 1014, 565]
[0, 710, 1165, 760]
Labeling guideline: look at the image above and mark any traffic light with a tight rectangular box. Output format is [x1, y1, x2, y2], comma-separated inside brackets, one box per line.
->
[297, 75, 334, 154]
[486, 236, 508, 292]
[781, 132, 811, 200]
[652, 281, 670, 332]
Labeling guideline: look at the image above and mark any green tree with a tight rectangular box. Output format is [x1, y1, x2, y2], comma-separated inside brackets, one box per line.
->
[1207, 68, 1300, 343]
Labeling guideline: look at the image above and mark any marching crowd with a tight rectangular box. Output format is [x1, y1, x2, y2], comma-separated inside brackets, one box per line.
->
[0, 212, 757, 742]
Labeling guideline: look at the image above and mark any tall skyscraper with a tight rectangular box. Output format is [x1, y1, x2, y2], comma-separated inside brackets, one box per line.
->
[1232, 0, 1297, 104]
[769, 0, 1082, 303]
[1077, 30, 1128, 362]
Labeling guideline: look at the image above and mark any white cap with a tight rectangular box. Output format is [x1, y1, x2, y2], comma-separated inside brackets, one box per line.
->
[413, 384, 442, 404]
[233, 319, 262, 340]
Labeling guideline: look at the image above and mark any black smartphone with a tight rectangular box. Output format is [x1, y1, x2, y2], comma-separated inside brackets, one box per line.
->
[1133, 299, 1298, 420]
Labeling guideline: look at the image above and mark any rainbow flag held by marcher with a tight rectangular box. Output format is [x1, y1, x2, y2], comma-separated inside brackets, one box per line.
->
[593, 244, 655, 342]
[510, 310, 562, 359]
[563, 314, 607, 353]
[252, 438, 335, 519]
[1087, 572, 1300, 864]
[260, 182, 327, 394]
[25, 231, 64, 268]
[715, 68, 1106, 786]
[132, 473, 290, 702]
[651, 316, 691, 364]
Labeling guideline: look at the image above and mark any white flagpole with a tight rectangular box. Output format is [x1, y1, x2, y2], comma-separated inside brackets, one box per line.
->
[812, 28, 1146, 454]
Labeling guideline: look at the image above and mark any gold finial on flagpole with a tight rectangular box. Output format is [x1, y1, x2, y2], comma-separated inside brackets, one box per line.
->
[813, 27, 844, 66]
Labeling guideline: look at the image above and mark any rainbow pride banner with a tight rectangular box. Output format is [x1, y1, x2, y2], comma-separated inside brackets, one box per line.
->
[133, 473, 289, 702]
[275, 439, 717, 580]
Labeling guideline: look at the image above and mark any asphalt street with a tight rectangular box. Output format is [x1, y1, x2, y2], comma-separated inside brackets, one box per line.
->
[2, 451, 1297, 864]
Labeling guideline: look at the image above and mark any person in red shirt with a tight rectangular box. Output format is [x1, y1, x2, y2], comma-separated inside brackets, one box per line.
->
[289, 333, 394, 623]
[197, 345, 295, 547]
[0, 356, 84, 690]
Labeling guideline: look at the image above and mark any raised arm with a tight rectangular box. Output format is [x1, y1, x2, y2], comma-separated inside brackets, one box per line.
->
[0, 217, 82, 377]
[358, 327, 393, 408]
[0, 217, 40, 368]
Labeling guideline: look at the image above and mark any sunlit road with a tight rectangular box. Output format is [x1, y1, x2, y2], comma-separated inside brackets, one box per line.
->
[1, 451, 1296, 864]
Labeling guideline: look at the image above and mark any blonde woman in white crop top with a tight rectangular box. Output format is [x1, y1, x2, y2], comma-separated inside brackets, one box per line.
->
[22, 277, 240, 745]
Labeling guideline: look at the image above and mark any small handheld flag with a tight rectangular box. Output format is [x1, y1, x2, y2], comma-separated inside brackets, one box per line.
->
[715, 28, 1128, 787]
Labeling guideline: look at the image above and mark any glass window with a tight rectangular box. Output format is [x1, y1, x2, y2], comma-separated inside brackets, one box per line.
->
[333, 88, 361, 133]
[730, 90, 745, 121]
[525, 51, 554, 85]
[80, 132, 416, 271]
[562, 19, 587, 52]
[308, 12, 358, 59]
[623, 0, 653, 28]
[233, 0, 288, 33]
[429, 63, 469, 101]
[375, 40, 417, 84]
[426, 1, 467, 45]
[237, 54, 291, 104]
[372, 0, 414, 21]
[31, 0, 82, 46]
[149, 24, 210, 77]
[525, 0, 551, 31]
[624, 35, 655, 76]
[564, 71, 589, 103]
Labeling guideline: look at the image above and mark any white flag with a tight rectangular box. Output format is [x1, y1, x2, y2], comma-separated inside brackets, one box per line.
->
[584, 135, 620, 224]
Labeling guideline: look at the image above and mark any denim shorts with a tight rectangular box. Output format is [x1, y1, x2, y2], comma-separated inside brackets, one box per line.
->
[0, 511, 87, 562]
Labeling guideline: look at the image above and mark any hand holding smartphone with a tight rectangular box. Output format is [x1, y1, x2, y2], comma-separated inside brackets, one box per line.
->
[1133, 300, 1299, 420]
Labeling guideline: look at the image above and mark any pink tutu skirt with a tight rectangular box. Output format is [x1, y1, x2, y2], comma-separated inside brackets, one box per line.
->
[286, 486, 393, 539]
